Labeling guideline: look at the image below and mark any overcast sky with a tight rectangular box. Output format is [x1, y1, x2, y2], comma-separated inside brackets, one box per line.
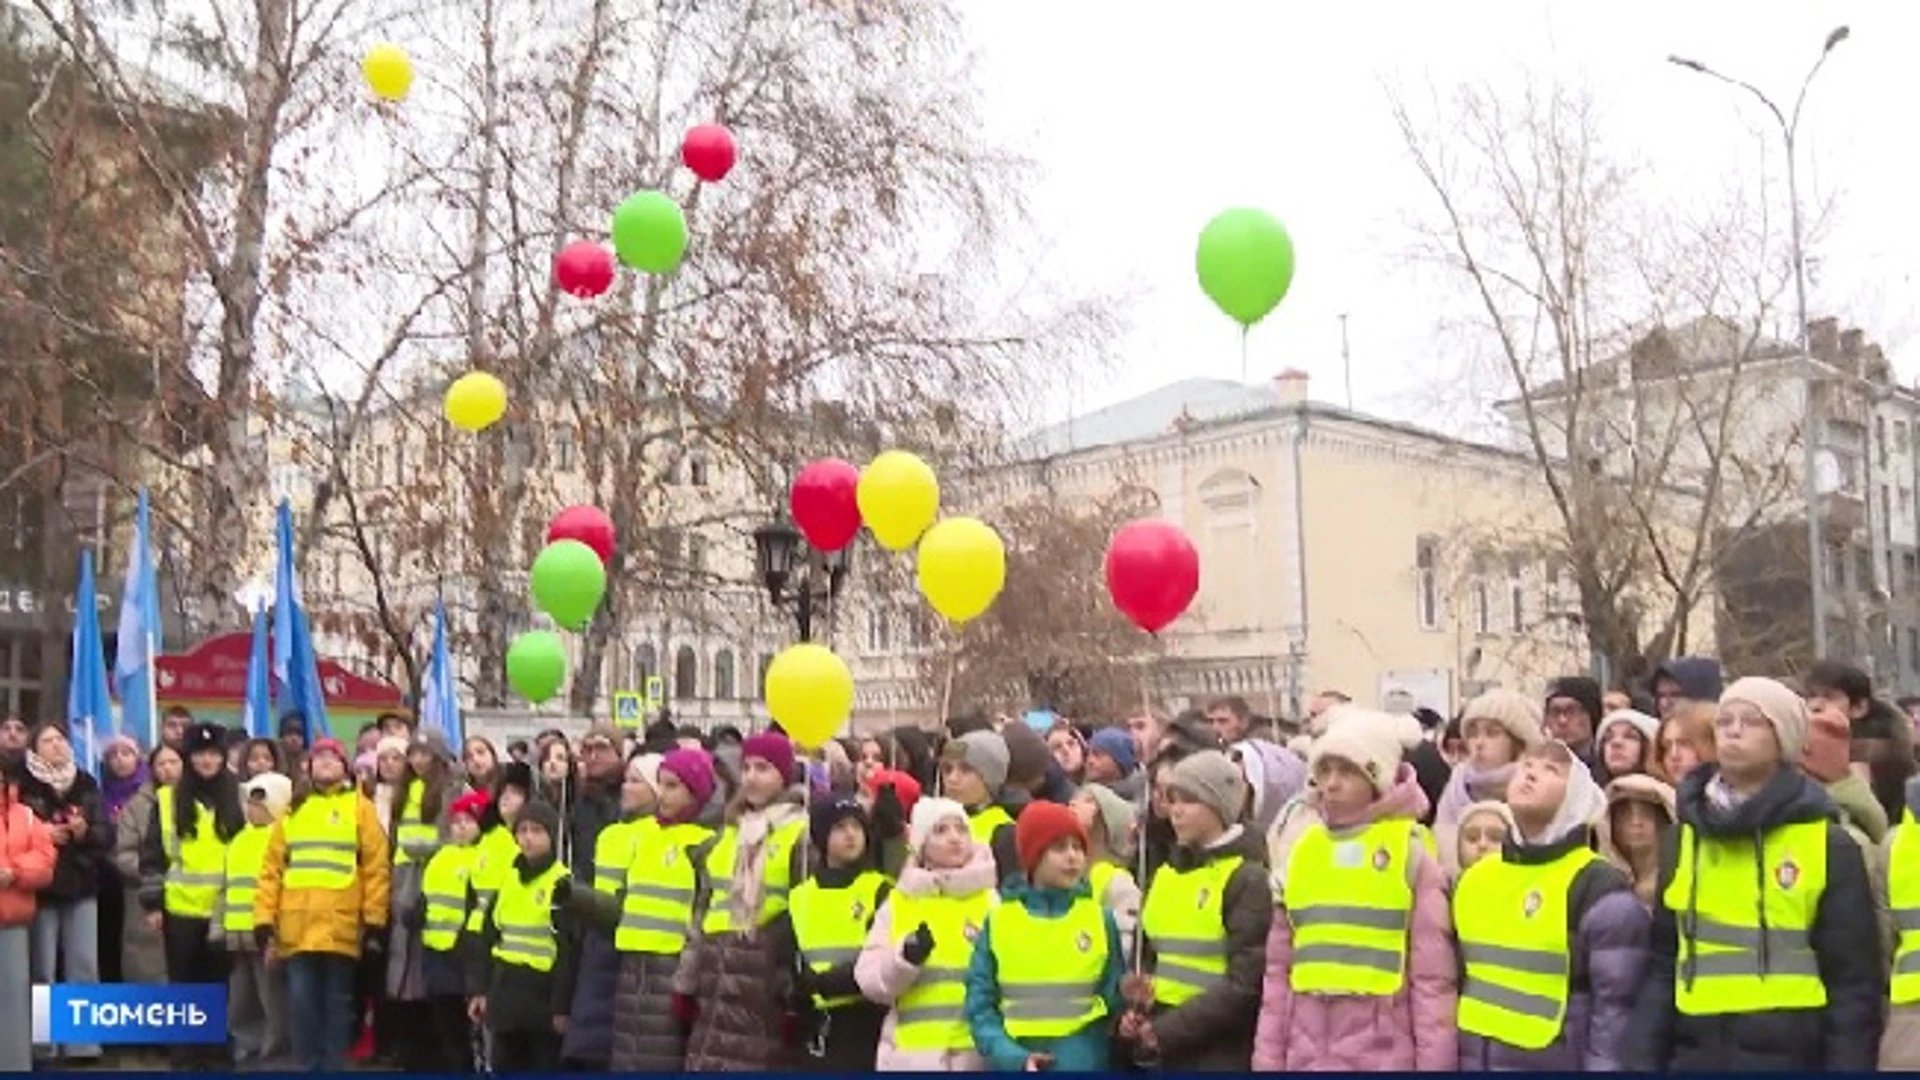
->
[962, 0, 1920, 432]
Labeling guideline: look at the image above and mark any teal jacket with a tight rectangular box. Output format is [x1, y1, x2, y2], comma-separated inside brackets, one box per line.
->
[964, 879, 1125, 1071]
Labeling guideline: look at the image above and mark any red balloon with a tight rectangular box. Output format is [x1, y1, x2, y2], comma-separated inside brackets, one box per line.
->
[1104, 519, 1200, 633]
[789, 458, 862, 552]
[681, 124, 737, 183]
[553, 241, 615, 299]
[547, 505, 616, 565]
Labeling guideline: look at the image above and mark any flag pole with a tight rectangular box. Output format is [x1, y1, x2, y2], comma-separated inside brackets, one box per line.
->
[144, 630, 159, 748]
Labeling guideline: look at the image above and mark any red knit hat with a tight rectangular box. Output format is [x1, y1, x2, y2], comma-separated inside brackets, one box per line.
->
[449, 789, 491, 821]
[1015, 801, 1088, 876]
[861, 767, 922, 819]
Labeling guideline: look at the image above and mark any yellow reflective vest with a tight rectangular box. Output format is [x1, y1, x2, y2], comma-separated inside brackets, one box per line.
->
[700, 818, 806, 934]
[281, 789, 362, 890]
[1891, 817, 1920, 1003]
[491, 859, 569, 973]
[890, 888, 998, 1051]
[791, 870, 890, 1010]
[1283, 818, 1418, 995]
[1664, 819, 1829, 1015]
[222, 822, 273, 933]
[616, 819, 712, 954]
[466, 824, 521, 932]
[969, 805, 1013, 847]
[1140, 855, 1241, 1007]
[1454, 847, 1593, 1049]
[156, 787, 227, 918]
[420, 843, 479, 953]
[988, 892, 1110, 1038]
[592, 819, 642, 896]
[393, 778, 439, 866]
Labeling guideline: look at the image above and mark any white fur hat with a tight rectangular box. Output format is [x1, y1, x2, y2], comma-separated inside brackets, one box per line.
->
[908, 796, 969, 851]
[1309, 706, 1422, 795]
[627, 753, 663, 792]
[243, 771, 293, 819]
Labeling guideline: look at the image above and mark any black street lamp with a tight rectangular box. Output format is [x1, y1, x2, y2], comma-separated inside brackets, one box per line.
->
[753, 515, 851, 641]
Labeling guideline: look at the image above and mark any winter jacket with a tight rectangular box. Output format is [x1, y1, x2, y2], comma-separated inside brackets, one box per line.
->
[1856, 697, 1916, 828]
[855, 841, 999, 1071]
[1092, 858, 1142, 965]
[968, 799, 1020, 889]
[1624, 764, 1884, 1071]
[790, 863, 893, 1073]
[137, 778, 244, 913]
[0, 782, 55, 927]
[567, 773, 622, 887]
[1406, 739, 1451, 826]
[1597, 773, 1676, 909]
[674, 788, 810, 1072]
[466, 851, 579, 1035]
[1091, 768, 1144, 806]
[1232, 737, 1307, 837]
[253, 786, 390, 958]
[1882, 775, 1920, 1069]
[964, 879, 1123, 1072]
[555, 791, 627, 1066]
[1252, 769, 1456, 1070]
[1825, 770, 1894, 957]
[1650, 656, 1724, 703]
[110, 784, 166, 982]
[1133, 823, 1271, 1071]
[16, 768, 110, 902]
[1454, 821, 1648, 1071]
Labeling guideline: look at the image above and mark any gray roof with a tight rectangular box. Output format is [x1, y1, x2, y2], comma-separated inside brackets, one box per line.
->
[1020, 377, 1282, 456]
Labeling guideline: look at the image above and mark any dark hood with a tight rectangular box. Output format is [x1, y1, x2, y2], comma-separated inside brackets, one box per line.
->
[1652, 656, 1724, 702]
[1674, 762, 1834, 837]
[1500, 823, 1597, 867]
[1164, 822, 1266, 873]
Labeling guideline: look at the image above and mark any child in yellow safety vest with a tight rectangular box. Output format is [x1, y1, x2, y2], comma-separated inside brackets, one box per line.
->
[856, 796, 1000, 1071]
[790, 797, 892, 1072]
[1069, 783, 1142, 964]
[219, 771, 291, 1066]
[964, 801, 1124, 1072]
[403, 787, 489, 1073]
[465, 797, 575, 1073]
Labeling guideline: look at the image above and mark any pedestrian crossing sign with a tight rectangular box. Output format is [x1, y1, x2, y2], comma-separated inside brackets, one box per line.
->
[613, 691, 642, 728]
[644, 675, 665, 708]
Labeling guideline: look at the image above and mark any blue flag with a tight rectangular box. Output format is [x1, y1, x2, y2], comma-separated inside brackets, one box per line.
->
[112, 487, 162, 747]
[69, 550, 113, 772]
[420, 599, 462, 748]
[272, 500, 330, 739]
[242, 601, 271, 740]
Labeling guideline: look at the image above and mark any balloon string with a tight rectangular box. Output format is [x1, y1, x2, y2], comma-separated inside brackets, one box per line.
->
[1133, 631, 1156, 974]
[936, 629, 958, 798]
[1239, 326, 1249, 384]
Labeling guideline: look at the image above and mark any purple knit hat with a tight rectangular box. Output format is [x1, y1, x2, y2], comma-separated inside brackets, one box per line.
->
[742, 731, 796, 783]
[659, 748, 716, 808]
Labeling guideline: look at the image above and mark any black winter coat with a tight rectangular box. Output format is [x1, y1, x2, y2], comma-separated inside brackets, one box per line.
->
[1134, 825, 1271, 1071]
[1624, 764, 1885, 1071]
[17, 769, 111, 901]
[464, 853, 579, 1035]
[566, 775, 622, 887]
[791, 864, 892, 1072]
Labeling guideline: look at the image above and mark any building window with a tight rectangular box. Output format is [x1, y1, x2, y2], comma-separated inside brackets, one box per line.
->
[757, 653, 775, 700]
[688, 534, 707, 574]
[1414, 536, 1440, 630]
[1507, 556, 1525, 634]
[688, 447, 709, 487]
[673, 645, 698, 700]
[1905, 552, 1917, 597]
[1472, 570, 1492, 637]
[392, 440, 407, 484]
[907, 608, 933, 650]
[634, 643, 657, 684]
[1878, 417, 1889, 466]
[713, 649, 736, 699]
[867, 608, 891, 654]
[1909, 628, 1919, 672]
[553, 424, 576, 472]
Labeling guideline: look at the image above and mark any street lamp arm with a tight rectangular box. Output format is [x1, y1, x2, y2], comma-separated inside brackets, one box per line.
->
[1667, 56, 1789, 135]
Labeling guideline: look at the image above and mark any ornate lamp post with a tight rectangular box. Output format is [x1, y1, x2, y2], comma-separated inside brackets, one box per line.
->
[753, 514, 851, 642]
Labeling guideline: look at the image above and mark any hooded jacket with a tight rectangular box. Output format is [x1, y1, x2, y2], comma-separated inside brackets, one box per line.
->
[964, 878, 1124, 1072]
[1624, 764, 1883, 1071]
[1650, 657, 1724, 704]
[855, 841, 999, 1072]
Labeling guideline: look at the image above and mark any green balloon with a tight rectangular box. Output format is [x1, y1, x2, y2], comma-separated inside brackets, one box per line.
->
[610, 190, 688, 273]
[530, 539, 607, 628]
[506, 630, 567, 703]
[1196, 208, 1295, 327]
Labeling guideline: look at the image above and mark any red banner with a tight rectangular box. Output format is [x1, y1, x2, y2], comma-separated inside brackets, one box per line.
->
[155, 633, 404, 709]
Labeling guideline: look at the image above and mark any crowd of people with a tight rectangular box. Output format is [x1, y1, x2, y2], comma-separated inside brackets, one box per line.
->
[0, 652, 1916, 1072]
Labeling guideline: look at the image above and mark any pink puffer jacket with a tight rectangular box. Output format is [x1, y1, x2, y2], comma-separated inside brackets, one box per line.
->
[1251, 766, 1458, 1071]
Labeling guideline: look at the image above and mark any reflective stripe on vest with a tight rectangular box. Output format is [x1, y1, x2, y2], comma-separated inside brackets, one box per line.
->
[791, 870, 890, 1010]
[420, 844, 479, 952]
[989, 893, 1109, 1037]
[394, 778, 439, 866]
[593, 819, 642, 896]
[890, 888, 999, 1051]
[1140, 854, 1241, 1007]
[157, 787, 226, 918]
[616, 820, 712, 954]
[491, 860, 569, 972]
[1665, 819, 1828, 1016]
[969, 805, 1012, 846]
[1453, 846, 1593, 1049]
[1283, 818, 1416, 996]
[701, 818, 806, 934]
[282, 789, 361, 890]
[1891, 820, 1920, 1003]
[466, 825, 521, 933]
[223, 823, 273, 932]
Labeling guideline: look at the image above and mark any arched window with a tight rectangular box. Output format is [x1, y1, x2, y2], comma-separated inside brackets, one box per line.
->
[713, 649, 736, 700]
[635, 643, 658, 685]
[674, 646, 699, 700]
[757, 653, 775, 700]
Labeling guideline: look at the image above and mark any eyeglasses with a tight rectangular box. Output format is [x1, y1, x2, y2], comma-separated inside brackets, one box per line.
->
[582, 740, 617, 754]
[1460, 826, 1507, 845]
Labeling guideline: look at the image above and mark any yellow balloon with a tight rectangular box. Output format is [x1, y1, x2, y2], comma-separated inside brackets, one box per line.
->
[444, 371, 507, 432]
[764, 643, 853, 750]
[857, 450, 939, 551]
[915, 516, 1006, 625]
[362, 43, 414, 102]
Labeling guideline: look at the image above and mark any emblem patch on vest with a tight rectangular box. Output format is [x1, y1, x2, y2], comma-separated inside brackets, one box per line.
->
[535, 887, 549, 906]
[1775, 856, 1800, 890]
[1521, 889, 1543, 918]
[1075, 931, 1093, 953]
[851, 900, 866, 921]
[1196, 888, 1211, 909]
[329, 810, 341, 825]
[963, 921, 980, 942]
[664, 847, 677, 866]
[1372, 846, 1391, 871]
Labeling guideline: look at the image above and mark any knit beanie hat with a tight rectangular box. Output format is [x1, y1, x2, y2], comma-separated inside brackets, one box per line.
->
[1597, 709, 1659, 750]
[1165, 750, 1246, 828]
[908, 796, 970, 851]
[409, 727, 454, 763]
[1015, 800, 1088, 875]
[515, 798, 561, 843]
[1461, 689, 1546, 749]
[942, 731, 1010, 796]
[810, 797, 869, 853]
[1309, 707, 1420, 795]
[1080, 781, 1136, 860]
[308, 736, 347, 764]
[496, 760, 535, 801]
[375, 735, 410, 761]
[449, 789, 491, 821]
[1000, 722, 1051, 790]
[626, 753, 663, 793]
[243, 771, 293, 819]
[1546, 677, 1605, 730]
[741, 731, 796, 784]
[659, 748, 717, 808]
[1721, 676, 1809, 765]
[1087, 727, 1138, 774]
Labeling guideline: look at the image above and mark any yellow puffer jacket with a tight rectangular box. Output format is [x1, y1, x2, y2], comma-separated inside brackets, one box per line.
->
[253, 786, 390, 958]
